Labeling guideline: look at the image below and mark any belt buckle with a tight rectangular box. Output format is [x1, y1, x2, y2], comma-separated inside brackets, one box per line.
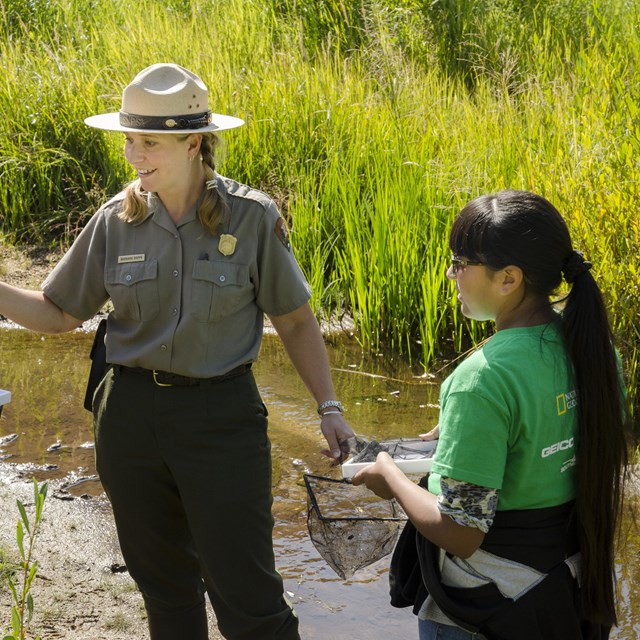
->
[152, 370, 173, 387]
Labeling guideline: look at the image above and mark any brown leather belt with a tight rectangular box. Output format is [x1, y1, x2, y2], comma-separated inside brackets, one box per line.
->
[118, 363, 251, 387]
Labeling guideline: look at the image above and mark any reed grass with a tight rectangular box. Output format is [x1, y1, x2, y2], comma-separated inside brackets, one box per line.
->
[0, 0, 637, 413]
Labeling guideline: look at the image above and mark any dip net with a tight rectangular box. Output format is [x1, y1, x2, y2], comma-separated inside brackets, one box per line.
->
[303, 473, 406, 580]
[303, 436, 436, 579]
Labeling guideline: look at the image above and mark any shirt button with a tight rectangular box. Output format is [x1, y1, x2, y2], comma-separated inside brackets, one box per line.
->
[172, 308, 178, 316]
[219, 275, 226, 282]
[173, 270, 179, 277]
[125, 274, 132, 282]
[160, 344, 167, 352]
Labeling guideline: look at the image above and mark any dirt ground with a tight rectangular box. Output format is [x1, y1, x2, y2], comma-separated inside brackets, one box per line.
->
[0, 466, 225, 640]
[0, 242, 225, 639]
[0, 243, 61, 290]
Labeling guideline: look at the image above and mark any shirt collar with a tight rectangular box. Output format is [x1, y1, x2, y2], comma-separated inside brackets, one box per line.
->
[134, 191, 203, 230]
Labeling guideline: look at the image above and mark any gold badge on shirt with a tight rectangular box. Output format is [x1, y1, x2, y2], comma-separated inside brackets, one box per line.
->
[218, 234, 237, 256]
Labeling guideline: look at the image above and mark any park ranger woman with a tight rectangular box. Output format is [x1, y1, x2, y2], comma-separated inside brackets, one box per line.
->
[0, 63, 354, 640]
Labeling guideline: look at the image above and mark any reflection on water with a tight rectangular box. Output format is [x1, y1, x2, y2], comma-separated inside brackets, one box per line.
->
[0, 326, 638, 639]
[0, 329, 100, 488]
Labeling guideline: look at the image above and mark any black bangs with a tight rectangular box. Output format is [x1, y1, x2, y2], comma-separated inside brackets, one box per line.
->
[448, 195, 496, 262]
[449, 190, 573, 293]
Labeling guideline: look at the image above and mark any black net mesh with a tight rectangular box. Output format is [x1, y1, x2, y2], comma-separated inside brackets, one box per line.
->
[303, 473, 406, 580]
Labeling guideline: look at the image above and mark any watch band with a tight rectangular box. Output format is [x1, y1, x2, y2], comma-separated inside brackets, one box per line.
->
[317, 399, 344, 415]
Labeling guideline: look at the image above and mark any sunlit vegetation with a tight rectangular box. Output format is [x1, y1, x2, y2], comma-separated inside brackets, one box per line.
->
[0, 0, 637, 415]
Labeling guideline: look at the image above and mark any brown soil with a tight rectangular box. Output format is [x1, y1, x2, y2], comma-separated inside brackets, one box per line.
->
[0, 243, 61, 289]
[0, 467, 223, 639]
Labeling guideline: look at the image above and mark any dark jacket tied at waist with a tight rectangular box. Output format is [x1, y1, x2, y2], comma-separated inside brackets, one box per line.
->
[389, 501, 612, 640]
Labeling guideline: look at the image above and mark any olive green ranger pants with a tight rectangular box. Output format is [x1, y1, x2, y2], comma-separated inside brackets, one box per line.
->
[93, 364, 300, 640]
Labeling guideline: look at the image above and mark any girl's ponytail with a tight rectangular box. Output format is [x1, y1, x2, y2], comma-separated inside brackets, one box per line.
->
[561, 265, 629, 624]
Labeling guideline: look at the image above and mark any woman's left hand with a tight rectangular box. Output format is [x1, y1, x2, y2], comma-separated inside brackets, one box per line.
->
[320, 412, 355, 463]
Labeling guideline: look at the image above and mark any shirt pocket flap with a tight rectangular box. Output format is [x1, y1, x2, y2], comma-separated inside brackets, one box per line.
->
[192, 260, 248, 287]
[106, 260, 158, 287]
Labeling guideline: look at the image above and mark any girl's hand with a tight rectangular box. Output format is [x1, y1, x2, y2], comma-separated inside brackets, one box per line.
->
[351, 451, 402, 500]
[419, 424, 439, 440]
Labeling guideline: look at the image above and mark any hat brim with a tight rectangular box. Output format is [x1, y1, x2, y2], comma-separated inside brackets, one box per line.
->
[84, 112, 245, 133]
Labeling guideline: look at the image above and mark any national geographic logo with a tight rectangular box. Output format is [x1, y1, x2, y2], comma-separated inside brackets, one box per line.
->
[556, 390, 577, 415]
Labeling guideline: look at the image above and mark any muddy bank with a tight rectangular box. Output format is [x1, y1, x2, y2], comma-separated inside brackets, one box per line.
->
[0, 463, 223, 639]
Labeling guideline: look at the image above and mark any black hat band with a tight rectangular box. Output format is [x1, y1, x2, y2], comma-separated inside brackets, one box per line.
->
[119, 110, 212, 130]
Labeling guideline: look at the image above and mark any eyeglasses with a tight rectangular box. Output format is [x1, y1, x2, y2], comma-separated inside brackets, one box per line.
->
[450, 255, 486, 274]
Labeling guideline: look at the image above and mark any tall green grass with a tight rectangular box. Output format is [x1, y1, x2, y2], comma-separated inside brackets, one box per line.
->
[0, 0, 637, 414]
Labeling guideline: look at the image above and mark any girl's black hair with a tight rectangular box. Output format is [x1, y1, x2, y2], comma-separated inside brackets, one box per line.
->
[450, 190, 631, 624]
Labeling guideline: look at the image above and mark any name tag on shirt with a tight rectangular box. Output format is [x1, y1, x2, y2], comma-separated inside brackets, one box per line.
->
[118, 254, 145, 264]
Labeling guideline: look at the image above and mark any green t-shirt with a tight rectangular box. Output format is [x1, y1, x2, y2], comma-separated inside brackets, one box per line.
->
[428, 322, 578, 511]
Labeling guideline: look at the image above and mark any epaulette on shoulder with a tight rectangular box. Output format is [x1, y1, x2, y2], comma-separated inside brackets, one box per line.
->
[218, 176, 274, 211]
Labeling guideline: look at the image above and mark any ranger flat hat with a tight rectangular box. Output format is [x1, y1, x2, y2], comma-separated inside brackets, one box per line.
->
[84, 63, 244, 134]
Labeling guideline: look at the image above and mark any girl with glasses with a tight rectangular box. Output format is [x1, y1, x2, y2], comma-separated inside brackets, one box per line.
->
[353, 190, 634, 640]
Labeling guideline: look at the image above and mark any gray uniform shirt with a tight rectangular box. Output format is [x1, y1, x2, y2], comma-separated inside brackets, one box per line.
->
[42, 175, 311, 377]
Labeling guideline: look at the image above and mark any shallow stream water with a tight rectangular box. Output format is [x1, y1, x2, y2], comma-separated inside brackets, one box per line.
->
[0, 325, 638, 639]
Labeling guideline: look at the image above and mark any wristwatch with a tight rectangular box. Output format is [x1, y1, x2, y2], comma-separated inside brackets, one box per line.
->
[317, 399, 344, 415]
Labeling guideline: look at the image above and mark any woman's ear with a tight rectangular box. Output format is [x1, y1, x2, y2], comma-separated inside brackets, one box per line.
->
[187, 133, 202, 158]
[498, 265, 524, 295]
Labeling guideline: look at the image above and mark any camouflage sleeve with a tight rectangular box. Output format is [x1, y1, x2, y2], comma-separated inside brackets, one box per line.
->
[436, 477, 498, 533]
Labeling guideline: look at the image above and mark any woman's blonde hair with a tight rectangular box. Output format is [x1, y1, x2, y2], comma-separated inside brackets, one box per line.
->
[118, 132, 226, 235]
